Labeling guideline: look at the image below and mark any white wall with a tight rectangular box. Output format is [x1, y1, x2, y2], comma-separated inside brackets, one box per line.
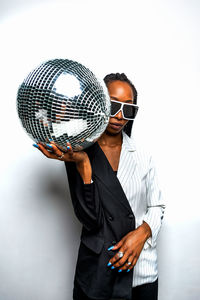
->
[0, 0, 199, 299]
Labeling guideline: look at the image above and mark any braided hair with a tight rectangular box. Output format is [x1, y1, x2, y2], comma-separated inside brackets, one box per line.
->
[103, 73, 138, 137]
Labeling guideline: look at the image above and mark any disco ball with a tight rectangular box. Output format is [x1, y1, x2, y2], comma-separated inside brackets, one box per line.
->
[17, 59, 110, 151]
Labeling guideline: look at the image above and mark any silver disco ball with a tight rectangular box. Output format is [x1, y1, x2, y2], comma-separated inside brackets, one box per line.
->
[17, 59, 110, 151]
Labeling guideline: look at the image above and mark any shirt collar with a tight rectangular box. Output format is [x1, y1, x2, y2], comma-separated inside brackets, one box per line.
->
[122, 131, 136, 152]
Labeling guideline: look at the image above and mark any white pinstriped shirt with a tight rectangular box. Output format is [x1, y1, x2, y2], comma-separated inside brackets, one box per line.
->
[117, 131, 165, 287]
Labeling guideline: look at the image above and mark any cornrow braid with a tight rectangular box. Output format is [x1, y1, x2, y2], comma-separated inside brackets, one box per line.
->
[103, 72, 138, 137]
[103, 73, 138, 104]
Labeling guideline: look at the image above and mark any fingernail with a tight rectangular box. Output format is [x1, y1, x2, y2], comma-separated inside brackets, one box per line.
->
[127, 269, 130, 272]
[107, 246, 114, 251]
[111, 266, 115, 269]
[118, 269, 122, 273]
[33, 144, 39, 148]
[67, 146, 70, 149]
[49, 139, 53, 141]
[46, 144, 53, 148]
[107, 262, 112, 267]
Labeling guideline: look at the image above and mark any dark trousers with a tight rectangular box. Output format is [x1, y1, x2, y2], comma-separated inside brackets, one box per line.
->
[73, 278, 158, 300]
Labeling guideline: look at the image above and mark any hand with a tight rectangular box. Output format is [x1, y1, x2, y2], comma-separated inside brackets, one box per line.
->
[107, 222, 152, 272]
[33, 140, 88, 164]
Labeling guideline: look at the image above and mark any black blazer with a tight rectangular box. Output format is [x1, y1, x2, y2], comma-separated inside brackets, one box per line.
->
[65, 141, 136, 300]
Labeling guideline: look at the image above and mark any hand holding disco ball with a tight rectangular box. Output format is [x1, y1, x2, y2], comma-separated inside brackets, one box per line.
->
[34, 139, 90, 163]
[17, 59, 111, 153]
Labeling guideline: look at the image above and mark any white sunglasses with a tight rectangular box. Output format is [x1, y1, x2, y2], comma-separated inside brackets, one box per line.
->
[110, 100, 139, 120]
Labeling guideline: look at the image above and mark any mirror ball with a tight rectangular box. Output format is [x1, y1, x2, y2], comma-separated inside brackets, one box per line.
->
[17, 59, 111, 151]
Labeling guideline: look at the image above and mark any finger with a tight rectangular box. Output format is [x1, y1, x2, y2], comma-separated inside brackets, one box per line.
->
[131, 256, 138, 268]
[111, 250, 130, 269]
[48, 139, 56, 144]
[38, 142, 54, 152]
[66, 141, 73, 156]
[34, 143, 58, 160]
[40, 141, 61, 153]
[107, 240, 124, 268]
[48, 139, 63, 149]
[117, 254, 135, 272]
[108, 239, 123, 252]
[33, 143, 40, 150]
[122, 255, 138, 273]
[48, 141, 68, 157]
[45, 143, 63, 157]
[41, 140, 72, 157]
[108, 246, 127, 267]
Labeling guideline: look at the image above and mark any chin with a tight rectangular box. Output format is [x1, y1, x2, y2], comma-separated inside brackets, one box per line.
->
[106, 126, 123, 136]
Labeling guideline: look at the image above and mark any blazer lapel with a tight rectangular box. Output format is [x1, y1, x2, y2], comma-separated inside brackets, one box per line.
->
[87, 136, 134, 213]
[117, 132, 137, 195]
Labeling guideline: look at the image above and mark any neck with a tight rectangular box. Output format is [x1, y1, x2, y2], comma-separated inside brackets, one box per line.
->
[98, 130, 123, 147]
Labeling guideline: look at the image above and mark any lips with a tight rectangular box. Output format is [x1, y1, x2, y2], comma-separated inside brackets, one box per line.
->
[110, 122, 123, 126]
[109, 122, 123, 130]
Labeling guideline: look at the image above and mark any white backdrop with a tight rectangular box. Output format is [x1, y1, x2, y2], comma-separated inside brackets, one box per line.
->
[0, 0, 199, 299]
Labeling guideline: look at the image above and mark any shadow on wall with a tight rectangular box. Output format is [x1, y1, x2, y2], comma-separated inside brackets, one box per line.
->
[28, 160, 82, 240]
[0, 157, 82, 300]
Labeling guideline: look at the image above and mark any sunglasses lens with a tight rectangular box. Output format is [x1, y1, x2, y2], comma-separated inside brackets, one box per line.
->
[110, 101, 121, 116]
[123, 104, 138, 119]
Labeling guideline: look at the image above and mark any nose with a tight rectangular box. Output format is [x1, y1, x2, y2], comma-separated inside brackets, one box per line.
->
[115, 109, 123, 120]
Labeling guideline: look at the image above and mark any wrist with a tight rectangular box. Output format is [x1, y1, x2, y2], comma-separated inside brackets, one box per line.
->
[137, 222, 152, 240]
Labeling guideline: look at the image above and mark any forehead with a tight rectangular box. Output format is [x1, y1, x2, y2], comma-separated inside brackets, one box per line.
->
[107, 80, 134, 100]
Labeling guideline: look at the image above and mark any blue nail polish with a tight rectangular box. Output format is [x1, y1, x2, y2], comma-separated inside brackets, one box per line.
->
[49, 139, 53, 141]
[33, 144, 39, 148]
[107, 246, 114, 251]
[46, 144, 53, 148]
[127, 269, 130, 272]
[111, 266, 115, 269]
[118, 269, 122, 273]
[107, 262, 112, 267]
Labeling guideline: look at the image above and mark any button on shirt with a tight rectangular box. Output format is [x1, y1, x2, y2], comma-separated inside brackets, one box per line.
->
[117, 132, 165, 287]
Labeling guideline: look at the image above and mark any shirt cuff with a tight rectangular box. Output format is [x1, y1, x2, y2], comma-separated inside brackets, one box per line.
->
[143, 207, 163, 248]
[143, 237, 153, 250]
[83, 179, 93, 184]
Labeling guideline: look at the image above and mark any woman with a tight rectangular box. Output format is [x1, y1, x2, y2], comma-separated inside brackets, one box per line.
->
[33, 73, 165, 300]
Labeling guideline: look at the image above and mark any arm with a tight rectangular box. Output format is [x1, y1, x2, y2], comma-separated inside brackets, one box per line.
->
[65, 160, 104, 233]
[143, 155, 165, 248]
[106, 155, 165, 271]
[76, 155, 92, 184]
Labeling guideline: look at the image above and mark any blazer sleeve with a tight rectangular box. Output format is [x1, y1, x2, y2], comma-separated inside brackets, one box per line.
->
[143, 155, 165, 248]
[64, 161, 104, 232]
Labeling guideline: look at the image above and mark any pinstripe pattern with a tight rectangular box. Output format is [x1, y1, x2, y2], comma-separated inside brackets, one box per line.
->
[117, 132, 165, 287]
